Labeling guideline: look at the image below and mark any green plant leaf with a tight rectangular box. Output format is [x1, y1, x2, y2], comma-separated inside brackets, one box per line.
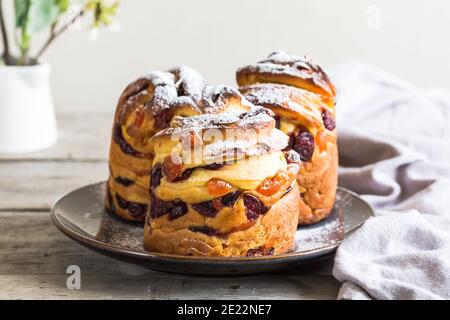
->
[56, 0, 69, 13]
[26, 0, 60, 34]
[15, 0, 31, 29]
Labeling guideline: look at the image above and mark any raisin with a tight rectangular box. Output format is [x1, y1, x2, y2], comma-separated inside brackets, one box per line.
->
[246, 247, 275, 257]
[113, 123, 138, 156]
[192, 201, 218, 218]
[291, 129, 315, 162]
[173, 168, 195, 182]
[322, 109, 336, 131]
[189, 226, 218, 237]
[221, 191, 242, 207]
[115, 194, 128, 210]
[150, 196, 174, 218]
[203, 163, 224, 170]
[114, 176, 135, 187]
[128, 202, 147, 219]
[244, 194, 269, 221]
[169, 202, 188, 221]
[150, 163, 163, 190]
[115, 193, 147, 218]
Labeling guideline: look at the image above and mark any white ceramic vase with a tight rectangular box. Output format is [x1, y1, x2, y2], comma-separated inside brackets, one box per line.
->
[0, 63, 57, 154]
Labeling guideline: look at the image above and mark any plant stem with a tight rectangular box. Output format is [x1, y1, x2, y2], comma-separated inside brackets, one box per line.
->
[0, 0, 11, 64]
[35, 9, 85, 62]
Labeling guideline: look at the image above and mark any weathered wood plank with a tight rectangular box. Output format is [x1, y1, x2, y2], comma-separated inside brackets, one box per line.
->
[0, 112, 112, 161]
[0, 161, 108, 210]
[0, 212, 339, 300]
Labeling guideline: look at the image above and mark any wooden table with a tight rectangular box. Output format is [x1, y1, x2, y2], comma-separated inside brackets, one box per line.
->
[0, 111, 340, 300]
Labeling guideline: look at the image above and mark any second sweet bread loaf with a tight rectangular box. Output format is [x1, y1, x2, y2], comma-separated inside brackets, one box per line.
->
[106, 66, 251, 221]
[144, 107, 301, 257]
[237, 51, 338, 225]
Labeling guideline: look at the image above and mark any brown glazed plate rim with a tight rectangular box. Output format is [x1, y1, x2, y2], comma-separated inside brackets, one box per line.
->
[51, 182, 374, 265]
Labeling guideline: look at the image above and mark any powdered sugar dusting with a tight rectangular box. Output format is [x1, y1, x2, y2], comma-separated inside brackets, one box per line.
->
[152, 107, 289, 163]
[237, 50, 335, 97]
[241, 84, 324, 125]
[124, 66, 251, 123]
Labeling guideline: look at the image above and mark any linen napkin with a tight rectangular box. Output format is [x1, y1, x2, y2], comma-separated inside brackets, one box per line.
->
[329, 62, 450, 300]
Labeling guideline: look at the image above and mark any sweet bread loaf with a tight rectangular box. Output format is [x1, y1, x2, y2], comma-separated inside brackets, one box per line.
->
[106, 66, 250, 221]
[144, 106, 301, 257]
[237, 51, 338, 225]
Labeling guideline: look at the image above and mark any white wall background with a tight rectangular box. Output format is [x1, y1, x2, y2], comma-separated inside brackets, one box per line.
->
[2, 0, 450, 112]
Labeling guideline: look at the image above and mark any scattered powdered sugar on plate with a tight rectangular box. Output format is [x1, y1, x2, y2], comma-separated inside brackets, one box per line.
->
[91, 186, 353, 255]
[295, 190, 352, 252]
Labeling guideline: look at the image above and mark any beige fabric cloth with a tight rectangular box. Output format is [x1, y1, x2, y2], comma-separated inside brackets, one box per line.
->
[330, 63, 450, 300]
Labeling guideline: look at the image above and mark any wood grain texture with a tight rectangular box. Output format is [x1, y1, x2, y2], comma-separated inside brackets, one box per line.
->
[0, 112, 112, 161]
[0, 212, 339, 300]
[0, 161, 108, 210]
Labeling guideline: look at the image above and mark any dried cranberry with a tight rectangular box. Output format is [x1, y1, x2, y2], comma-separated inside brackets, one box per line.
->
[322, 109, 336, 131]
[113, 123, 138, 156]
[150, 196, 174, 218]
[173, 168, 195, 182]
[192, 201, 218, 218]
[150, 163, 163, 190]
[246, 247, 275, 257]
[291, 129, 315, 162]
[243, 194, 269, 221]
[128, 202, 148, 219]
[203, 163, 224, 170]
[115, 193, 147, 218]
[221, 191, 242, 207]
[114, 176, 135, 187]
[169, 202, 188, 221]
[189, 226, 218, 237]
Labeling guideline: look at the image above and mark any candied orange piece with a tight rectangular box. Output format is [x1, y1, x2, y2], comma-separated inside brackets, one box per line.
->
[163, 155, 183, 182]
[207, 179, 233, 197]
[258, 171, 291, 196]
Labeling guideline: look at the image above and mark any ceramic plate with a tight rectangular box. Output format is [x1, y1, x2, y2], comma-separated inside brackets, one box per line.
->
[51, 182, 373, 275]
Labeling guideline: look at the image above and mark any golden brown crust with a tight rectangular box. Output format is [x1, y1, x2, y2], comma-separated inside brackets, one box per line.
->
[236, 52, 338, 226]
[237, 50, 336, 100]
[105, 177, 149, 221]
[296, 130, 338, 225]
[143, 106, 299, 257]
[144, 183, 300, 257]
[150, 107, 289, 166]
[107, 66, 260, 221]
